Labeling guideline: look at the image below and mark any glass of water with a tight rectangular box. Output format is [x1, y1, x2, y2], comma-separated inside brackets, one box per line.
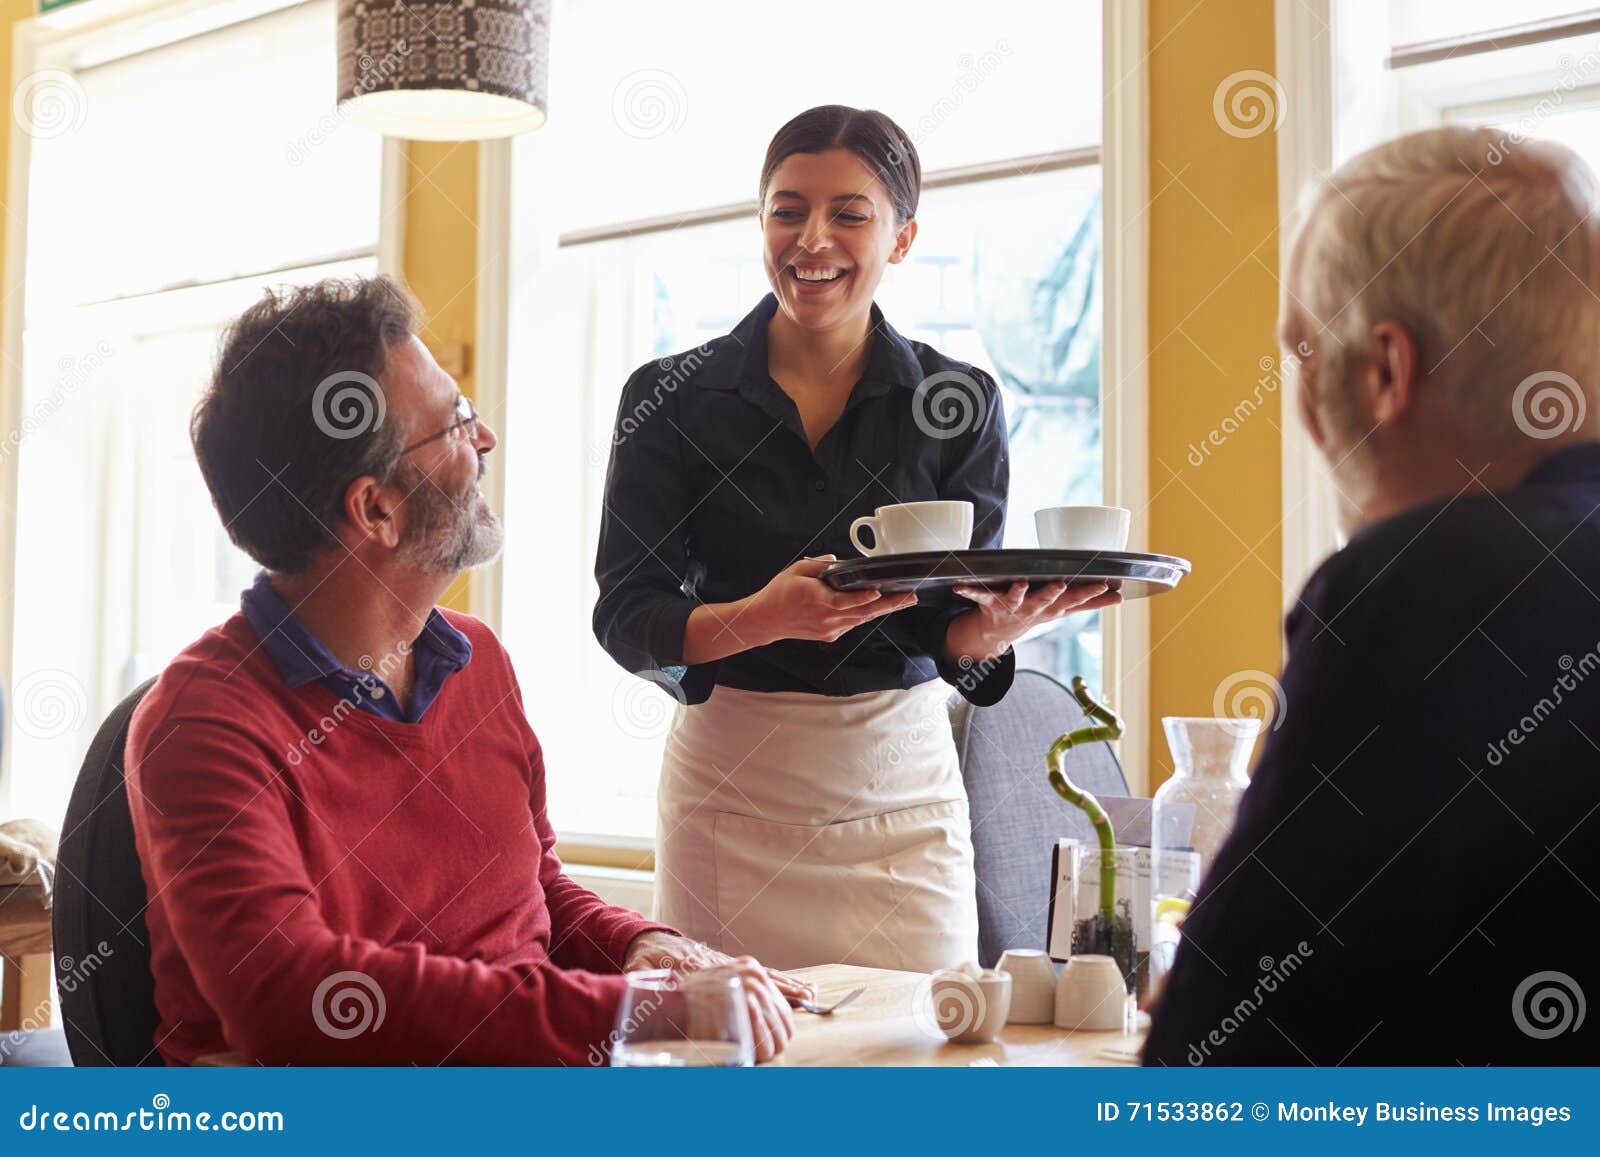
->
[610, 969, 754, 1067]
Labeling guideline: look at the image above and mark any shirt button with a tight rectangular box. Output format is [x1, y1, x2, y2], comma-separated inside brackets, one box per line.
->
[813, 478, 827, 491]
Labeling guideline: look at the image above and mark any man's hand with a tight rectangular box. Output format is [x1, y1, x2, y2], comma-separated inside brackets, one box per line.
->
[624, 931, 815, 1063]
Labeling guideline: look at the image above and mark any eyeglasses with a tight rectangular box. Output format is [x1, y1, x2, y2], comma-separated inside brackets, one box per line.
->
[400, 394, 478, 457]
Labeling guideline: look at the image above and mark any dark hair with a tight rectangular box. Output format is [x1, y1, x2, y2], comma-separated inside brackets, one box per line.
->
[191, 275, 418, 574]
[759, 105, 921, 224]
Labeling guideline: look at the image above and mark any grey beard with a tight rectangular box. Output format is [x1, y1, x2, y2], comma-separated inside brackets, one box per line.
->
[396, 463, 505, 574]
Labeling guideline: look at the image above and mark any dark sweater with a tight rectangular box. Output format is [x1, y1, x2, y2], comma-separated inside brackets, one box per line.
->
[1144, 442, 1600, 1065]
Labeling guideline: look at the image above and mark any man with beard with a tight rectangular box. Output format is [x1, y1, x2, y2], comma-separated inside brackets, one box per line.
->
[125, 277, 808, 1065]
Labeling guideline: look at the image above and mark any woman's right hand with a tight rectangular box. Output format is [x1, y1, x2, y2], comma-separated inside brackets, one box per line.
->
[744, 555, 918, 645]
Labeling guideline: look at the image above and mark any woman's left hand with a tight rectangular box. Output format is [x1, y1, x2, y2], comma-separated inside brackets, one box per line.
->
[945, 580, 1123, 665]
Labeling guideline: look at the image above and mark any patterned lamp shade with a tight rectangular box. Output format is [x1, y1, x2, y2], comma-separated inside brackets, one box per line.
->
[337, 0, 550, 140]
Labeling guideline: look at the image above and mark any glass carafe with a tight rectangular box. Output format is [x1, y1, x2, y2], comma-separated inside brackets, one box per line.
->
[1149, 717, 1261, 985]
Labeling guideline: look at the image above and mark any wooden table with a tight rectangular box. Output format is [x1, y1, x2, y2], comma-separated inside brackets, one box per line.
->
[0, 885, 53, 1031]
[774, 963, 1144, 1067]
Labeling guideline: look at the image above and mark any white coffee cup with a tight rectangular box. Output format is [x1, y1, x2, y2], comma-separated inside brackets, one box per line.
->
[1053, 954, 1128, 1031]
[1034, 505, 1131, 552]
[850, 500, 973, 557]
[995, 949, 1058, 1025]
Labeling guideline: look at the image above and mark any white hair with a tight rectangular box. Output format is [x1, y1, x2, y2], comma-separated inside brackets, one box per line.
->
[1289, 125, 1600, 441]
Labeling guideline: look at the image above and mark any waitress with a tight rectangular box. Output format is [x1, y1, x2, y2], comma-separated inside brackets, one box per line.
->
[594, 105, 1118, 972]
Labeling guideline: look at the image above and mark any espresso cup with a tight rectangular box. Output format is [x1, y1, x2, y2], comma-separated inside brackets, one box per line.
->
[1053, 953, 1128, 1032]
[995, 948, 1058, 1025]
[849, 500, 973, 557]
[1034, 505, 1131, 552]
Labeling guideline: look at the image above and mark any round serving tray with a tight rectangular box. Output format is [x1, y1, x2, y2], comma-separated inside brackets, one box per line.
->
[820, 549, 1192, 601]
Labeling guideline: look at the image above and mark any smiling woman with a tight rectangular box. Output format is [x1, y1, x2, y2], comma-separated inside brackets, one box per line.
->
[498, 0, 1108, 848]
[588, 105, 1116, 971]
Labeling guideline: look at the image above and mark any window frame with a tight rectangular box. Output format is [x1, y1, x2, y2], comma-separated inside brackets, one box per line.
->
[486, 0, 1152, 857]
[0, 0, 406, 817]
[475, 0, 1152, 862]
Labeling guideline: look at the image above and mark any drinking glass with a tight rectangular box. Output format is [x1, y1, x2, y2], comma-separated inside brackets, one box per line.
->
[609, 969, 754, 1067]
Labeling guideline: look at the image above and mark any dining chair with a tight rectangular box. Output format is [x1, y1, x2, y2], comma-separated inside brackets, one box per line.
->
[949, 669, 1130, 967]
[51, 677, 163, 1066]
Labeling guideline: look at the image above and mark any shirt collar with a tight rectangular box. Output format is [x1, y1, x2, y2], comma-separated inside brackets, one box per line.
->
[714, 293, 926, 394]
[240, 570, 472, 690]
[1517, 441, 1600, 488]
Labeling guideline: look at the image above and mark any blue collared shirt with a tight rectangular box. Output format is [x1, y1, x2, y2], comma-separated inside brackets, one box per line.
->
[240, 571, 472, 723]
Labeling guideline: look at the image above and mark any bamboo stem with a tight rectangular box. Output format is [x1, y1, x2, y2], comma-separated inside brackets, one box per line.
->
[1046, 677, 1126, 924]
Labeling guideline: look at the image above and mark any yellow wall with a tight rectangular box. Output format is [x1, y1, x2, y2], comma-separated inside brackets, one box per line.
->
[1145, 0, 1285, 785]
[0, 0, 37, 336]
[399, 139, 479, 613]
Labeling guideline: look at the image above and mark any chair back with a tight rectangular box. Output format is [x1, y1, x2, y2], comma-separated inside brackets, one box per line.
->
[949, 670, 1130, 966]
[53, 678, 163, 1066]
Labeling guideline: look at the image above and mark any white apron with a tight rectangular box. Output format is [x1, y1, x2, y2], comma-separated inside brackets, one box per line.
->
[655, 681, 980, 972]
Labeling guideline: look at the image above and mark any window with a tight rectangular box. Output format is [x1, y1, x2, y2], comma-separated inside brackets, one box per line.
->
[1334, 2, 1600, 160]
[1, 0, 384, 825]
[501, 0, 1107, 840]
[1274, 1, 1600, 606]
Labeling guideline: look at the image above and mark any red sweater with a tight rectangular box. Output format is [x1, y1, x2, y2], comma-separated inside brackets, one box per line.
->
[125, 610, 672, 1065]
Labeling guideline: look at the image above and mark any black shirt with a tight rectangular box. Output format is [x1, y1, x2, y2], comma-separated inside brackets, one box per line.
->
[593, 293, 1015, 706]
[1142, 441, 1600, 1065]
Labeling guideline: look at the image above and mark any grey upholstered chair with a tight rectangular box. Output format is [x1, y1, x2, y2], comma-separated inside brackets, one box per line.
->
[949, 669, 1130, 967]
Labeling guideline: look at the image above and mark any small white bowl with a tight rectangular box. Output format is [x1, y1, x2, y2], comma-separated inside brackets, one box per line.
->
[996, 949, 1057, 1025]
[1054, 954, 1127, 1032]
